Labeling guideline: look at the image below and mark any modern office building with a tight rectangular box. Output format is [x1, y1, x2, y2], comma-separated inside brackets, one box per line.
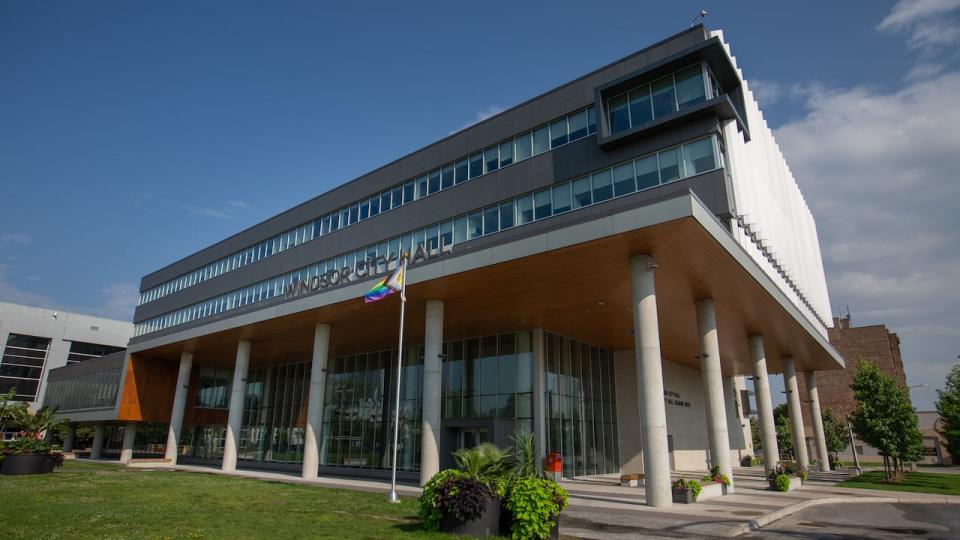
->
[0, 301, 131, 428]
[49, 25, 844, 507]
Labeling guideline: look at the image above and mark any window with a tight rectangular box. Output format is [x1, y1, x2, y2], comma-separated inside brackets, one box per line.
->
[549, 119, 568, 148]
[391, 185, 403, 208]
[552, 184, 571, 214]
[568, 109, 588, 141]
[533, 189, 552, 219]
[454, 216, 467, 244]
[499, 200, 515, 229]
[380, 191, 392, 213]
[612, 162, 636, 197]
[651, 75, 677, 118]
[483, 206, 499, 235]
[349, 204, 359, 225]
[675, 64, 706, 110]
[403, 181, 415, 204]
[439, 221, 453, 247]
[628, 86, 653, 127]
[67, 342, 124, 365]
[517, 194, 534, 224]
[591, 169, 613, 202]
[572, 176, 591, 209]
[455, 159, 469, 184]
[587, 107, 597, 134]
[608, 94, 630, 133]
[532, 126, 549, 155]
[635, 154, 659, 190]
[659, 147, 681, 182]
[416, 175, 428, 199]
[499, 140, 513, 167]
[359, 201, 369, 221]
[469, 153, 484, 179]
[441, 165, 454, 190]
[468, 212, 483, 239]
[0, 334, 51, 401]
[196, 368, 232, 409]
[515, 132, 532, 161]
[428, 170, 441, 194]
[682, 137, 716, 175]
[484, 147, 499, 173]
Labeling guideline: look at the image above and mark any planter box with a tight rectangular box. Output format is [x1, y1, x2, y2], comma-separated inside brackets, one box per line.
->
[768, 476, 803, 492]
[672, 488, 696, 504]
[0, 454, 57, 476]
[440, 496, 501, 537]
[697, 482, 724, 501]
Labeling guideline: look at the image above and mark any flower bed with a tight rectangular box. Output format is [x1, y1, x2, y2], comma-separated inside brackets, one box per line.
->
[768, 461, 807, 492]
[0, 389, 66, 476]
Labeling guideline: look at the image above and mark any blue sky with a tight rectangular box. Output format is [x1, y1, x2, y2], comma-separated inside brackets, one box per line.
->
[1, 1, 958, 409]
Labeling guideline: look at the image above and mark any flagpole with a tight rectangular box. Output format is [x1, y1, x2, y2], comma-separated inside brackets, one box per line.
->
[387, 253, 408, 503]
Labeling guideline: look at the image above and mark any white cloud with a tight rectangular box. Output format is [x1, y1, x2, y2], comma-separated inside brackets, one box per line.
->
[0, 233, 33, 249]
[452, 105, 505, 133]
[0, 263, 57, 308]
[95, 282, 139, 321]
[184, 199, 255, 220]
[878, 0, 960, 30]
[773, 71, 960, 409]
[746, 79, 785, 107]
[879, 0, 960, 52]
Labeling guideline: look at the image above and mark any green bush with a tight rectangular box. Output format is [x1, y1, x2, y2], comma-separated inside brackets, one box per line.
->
[504, 476, 568, 540]
[453, 443, 509, 487]
[418, 469, 467, 531]
[672, 478, 702, 500]
[773, 474, 791, 492]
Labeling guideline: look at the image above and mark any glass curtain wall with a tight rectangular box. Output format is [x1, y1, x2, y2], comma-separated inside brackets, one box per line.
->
[239, 361, 311, 464]
[543, 331, 619, 477]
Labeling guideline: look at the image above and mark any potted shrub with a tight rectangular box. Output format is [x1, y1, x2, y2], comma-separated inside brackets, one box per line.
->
[701, 465, 732, 496]
[671, 478, 702, 504]
[767, 461, 805, 491]
[418, 443, 508, 537]
[0, 390, 66, 476]
[500, 432, 567, 540]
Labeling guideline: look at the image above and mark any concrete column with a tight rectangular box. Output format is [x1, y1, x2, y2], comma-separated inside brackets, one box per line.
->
[749, 335, 779, 473]
[695, 299, 733, 487]
[532, 329, 547, 468]
[629, 254, 671, 508]
[806, 371, 830, 472]
[120, 422, 138, 464]
[222, 340, 251, 472]
[420, 300, 444, 486]
[302, 323, 331, 479]
[91, 423, 105, 460]
[164, 351, 193, 463]
[62, 423, 76, 453]
[781, 357, 809, 468]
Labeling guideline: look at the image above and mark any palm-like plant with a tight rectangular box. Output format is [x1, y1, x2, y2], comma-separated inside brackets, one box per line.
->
[453, 442, 509, 486]
[508, 430, 541, 480]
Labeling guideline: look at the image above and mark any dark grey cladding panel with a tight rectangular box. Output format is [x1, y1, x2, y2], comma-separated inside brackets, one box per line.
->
[130, 169, 728, 334]
[133, 116, 721, 324]
[46, 351, 126, 382]
[139, 26, 711, 291]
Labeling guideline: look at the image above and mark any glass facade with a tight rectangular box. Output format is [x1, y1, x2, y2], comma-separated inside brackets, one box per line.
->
[195, 368, 232, 409]
[43, 366, 122, 410]
[139, 105, 598, 308]
[65, 341, 125, 365]
[238, 362, 311, 464]
[608, 63, 709, 135]
[543, 331, 619, 477]
[0, 334, 52, 401]
[135, 134, 722, 337]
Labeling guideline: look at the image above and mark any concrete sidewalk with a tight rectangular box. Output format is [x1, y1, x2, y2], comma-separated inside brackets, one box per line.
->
[559, 468, 960, 538]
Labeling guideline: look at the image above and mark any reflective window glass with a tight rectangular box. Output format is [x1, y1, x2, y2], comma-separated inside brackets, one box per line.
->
[628, 85, 653, 127]
[675, 64, 706, 110]
[549, 119, 568, 148]
[426, 224, 439, 251]
[349, 204, 359, 224]
[612, 162, 636, 197]
[682, 137, 716, 175]
[591, 169, 613, 202]
[380, 191, 391, 212]
[455, 159, 469, 184]
[499, 140, 513, 167]
[440, 221, 453, 247]
[359, 201, 369, 220]
[499, 200, 515, 229]
[517, 194, 534, 224]
[484, 147, 499, 173]
[534, 189, 552, 219]
[483, 205, 499, 235]
[416, 175, 428, 199]
[391, 185, 402, 208]
[553, 183, 571, 214]
[498, 333, 516, 395]
[608, 94, 630, 133]
[469, 153, 483, 179]
[568, 109, 588, 140]
[441, 165, 454, 189]
[515, 132, 532, 161]
[403, 181, 415, 203]
[468, 212, 483, 239]
[454, 216, 468, 244]
[428, 170, 441, 194]
[659, 147, 681, 182]
[635, 154, 660, 190]
[532, 125, 549, 155]
[572, 176, 592, 209]
[587, 106, 597, 134]
[651, 75, 677, 118]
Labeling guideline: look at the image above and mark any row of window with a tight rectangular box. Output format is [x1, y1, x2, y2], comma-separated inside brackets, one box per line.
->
[607, 62, 718, 135]
[0, 334, 52, 401]
[133, 135, 721, 337]
[139, 104, 598, 307]
[42, 367, 122, 411]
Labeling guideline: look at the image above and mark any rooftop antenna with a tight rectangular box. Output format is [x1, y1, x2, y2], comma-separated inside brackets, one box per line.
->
[690, 9, 707, 27]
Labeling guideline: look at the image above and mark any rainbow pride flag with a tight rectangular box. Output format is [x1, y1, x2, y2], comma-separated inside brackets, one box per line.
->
[363, 264, 405, 303]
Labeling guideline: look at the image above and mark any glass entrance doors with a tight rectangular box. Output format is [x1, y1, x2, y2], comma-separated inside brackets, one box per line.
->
[458, 427, 488, 450]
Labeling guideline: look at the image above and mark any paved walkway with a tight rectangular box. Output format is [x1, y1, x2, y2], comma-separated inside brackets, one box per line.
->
[559, 467, 960, 538]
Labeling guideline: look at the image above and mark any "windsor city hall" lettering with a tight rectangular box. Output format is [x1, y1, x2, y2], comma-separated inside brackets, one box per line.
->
[284, 240, 452, 298]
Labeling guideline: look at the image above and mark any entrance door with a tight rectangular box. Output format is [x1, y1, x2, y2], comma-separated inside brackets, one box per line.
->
[458, 428, 489, 450]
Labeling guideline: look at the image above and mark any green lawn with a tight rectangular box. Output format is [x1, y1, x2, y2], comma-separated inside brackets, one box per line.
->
[0, 460, 448, 539]
[839, 471, 960, 496]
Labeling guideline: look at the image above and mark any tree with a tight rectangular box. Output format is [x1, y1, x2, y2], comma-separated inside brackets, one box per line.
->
[773, 403, 793, 459]
[750, 416, 761, 450]
[935, 364, 960, 463]
[821, 408, 848, 463]
[849, 360, 923, 481]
